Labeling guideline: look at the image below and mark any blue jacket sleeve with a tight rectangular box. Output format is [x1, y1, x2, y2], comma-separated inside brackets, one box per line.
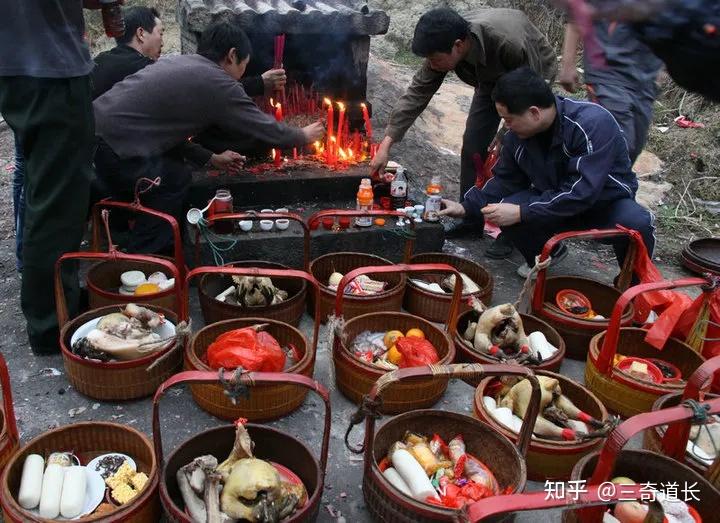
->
[461, 136, 530, 219]
[519, 112, 624, 222]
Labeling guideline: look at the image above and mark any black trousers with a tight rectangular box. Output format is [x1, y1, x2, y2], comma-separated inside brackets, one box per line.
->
[0, 75, 94, 354]
[460, 89, 501, 201]
[501, 195, 656, 267]
[94, 140, 191, 254]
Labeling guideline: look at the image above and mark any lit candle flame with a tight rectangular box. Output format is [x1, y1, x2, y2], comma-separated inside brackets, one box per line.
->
[337, 101, 345, 111]
[338, 148, 347, 160]
[323, 97, 332, 106]
[270, 98, 275, 107]
[271, 148, 276, 160]
[330, 136, 337, 144]
[348, 148, 354, 159]
[360, 102, 366, 109]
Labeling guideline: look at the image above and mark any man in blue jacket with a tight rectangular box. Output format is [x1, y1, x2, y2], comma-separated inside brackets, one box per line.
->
[439, 67, 656, 278]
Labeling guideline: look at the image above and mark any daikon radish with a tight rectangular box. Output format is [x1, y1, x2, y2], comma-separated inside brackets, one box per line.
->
[482, 396, 497, 411]
[39, 463, 64, 519]
[382, 468, 412, 496]
[18, 454, 44, 509]
[528, 331, 557, 360]
[60, 466, 86, 518]
[391, 449, 438, 501]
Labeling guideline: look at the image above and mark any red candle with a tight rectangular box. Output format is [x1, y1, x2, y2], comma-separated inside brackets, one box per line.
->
[361, 103, 373, 142]
[274, 102, 283, 122]
[324, 98, 334, 164]
[353, 130, 361, 156]
[336, 102, 345, 150]
[272, 148, 282, 168]
[293, 147, 298, 160]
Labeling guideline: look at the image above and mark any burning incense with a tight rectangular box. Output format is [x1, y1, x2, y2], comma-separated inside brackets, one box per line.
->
[361, 103, 372, 142]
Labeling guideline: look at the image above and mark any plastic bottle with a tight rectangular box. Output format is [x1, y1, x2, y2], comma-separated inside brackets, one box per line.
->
[356, 178, 374, 227]
[423, 176, 442, 222]
[100, 0, 125, 38]
[390, 166, 408, 210]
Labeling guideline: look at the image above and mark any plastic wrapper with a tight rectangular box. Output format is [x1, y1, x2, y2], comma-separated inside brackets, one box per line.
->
[206, 327, 286, 372]
[395, 337, 439, 368]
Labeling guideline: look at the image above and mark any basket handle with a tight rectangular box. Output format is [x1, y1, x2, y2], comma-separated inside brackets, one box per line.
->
[152, 370, 331, 475]
[532, 227, 641, 314]
[594, 277, 711, 374]
[589, 397, 720, 486]
[464, 484, 664, 522]
[345, 363, 540, 459]
[308, 209, 415, 263]
[660, 355, 720, 461]
[91, 198, 185, 280]
[198, 212, 310, 271]
[334, 263, 463, 334]
[183, 267, 321, 353]
[54, 251, 182, 328]
[0, 354, 19, 449]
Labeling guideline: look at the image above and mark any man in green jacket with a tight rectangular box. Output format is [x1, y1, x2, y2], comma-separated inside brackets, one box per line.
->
[370, 7, 557, 244]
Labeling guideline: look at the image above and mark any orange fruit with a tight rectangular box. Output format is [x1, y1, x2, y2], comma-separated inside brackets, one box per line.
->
[384, 330, 404, 349]
[134, 283, 161, 296]
[405, 328, 425, 339]
[387, 345, 403, 365]
[374, 218, 386, 226]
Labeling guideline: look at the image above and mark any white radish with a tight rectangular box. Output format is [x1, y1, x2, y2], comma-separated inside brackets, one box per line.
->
[39, 463, 64, 519]
[60, 466, 86, 518]
[18, 454, 44, 509]
[391, 449, 438, 501]
[382, 468, 412, 496]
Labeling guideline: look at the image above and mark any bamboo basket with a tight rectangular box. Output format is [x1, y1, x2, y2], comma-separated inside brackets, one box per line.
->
[56, 251, 184, 401]
[474, 370, 608, 481]
[643, 355, 720, 480]
[403, 252, 493, 323]
[184, 267, 319, 421]
[345, 363, 541, 523]
[586, 277, 708, 418]
[307, 209, 414, 323]
[455, 309, 566, 386]
[333, 263, 461, 413]
[531, 229, 639, 360]
[0, 422, 160, 522]
[563, 397, 720, 522]
[198, 260, 307, 327]
[0, 355, 18, 474]
[156, 371, 331, 523]
[88, 200, 186, 312]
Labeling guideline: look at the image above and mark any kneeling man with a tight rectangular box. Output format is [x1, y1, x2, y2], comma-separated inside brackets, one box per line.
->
[440, 67, 655, 277]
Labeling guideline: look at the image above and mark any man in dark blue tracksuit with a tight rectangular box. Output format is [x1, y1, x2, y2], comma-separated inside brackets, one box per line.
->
[440, 67, 656, 277]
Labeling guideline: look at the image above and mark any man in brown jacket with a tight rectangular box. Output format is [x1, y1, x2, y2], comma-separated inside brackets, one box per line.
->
[370, 7, 557, 243]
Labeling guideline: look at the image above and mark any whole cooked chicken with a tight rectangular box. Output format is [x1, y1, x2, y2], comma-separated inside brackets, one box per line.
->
[232, 276, 289, 308]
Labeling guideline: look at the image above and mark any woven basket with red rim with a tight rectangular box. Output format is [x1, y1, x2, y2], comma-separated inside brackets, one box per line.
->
[403, 252, 493, 323]
[344, 363, 541, 523]
[563, 396, 720, 522]
[474, 370, 608, 481]
[585, 277, 708, 418]
[0, 355, 18, 475]
[155, 370, 330, 523]
[56, 251, 184, 401]
[333, 263, 461, 413]
[184, 267, 319, 421]
[455, 309, 566, 386]
[531, 229, 639, 360]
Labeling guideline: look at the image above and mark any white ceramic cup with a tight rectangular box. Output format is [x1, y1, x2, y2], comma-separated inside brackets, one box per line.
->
[275, 219, 290, 230]
[275, 207, 289, 213]
[414, 204, 425, 217]
[238, 220, 253, 232]
[261, 208, 274, 214]
[259, 220, 274, 231]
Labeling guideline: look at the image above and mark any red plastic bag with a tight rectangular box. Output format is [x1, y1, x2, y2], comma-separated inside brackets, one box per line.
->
[207, 327, 286, 372]
[395, 337, 439, 368]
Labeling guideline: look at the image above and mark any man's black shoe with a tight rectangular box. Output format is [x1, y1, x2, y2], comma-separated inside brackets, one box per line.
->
[484, 232, 514, 259]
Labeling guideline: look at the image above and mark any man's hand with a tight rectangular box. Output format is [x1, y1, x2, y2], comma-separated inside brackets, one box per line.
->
[481, 203, 520, 226]
[558, 66, 580, 93]
[302, 121, 325, 143]
[369, 136, 393, 175]
[262, 69, 287, 93]
[210, 150, 246, 174]
[438, 199, 466, 218]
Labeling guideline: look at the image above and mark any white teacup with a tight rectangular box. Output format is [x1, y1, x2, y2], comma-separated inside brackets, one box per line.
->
[238, 220, 253, 232]
[259, 220, 274, 231]
[275, 219, 290, 230]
